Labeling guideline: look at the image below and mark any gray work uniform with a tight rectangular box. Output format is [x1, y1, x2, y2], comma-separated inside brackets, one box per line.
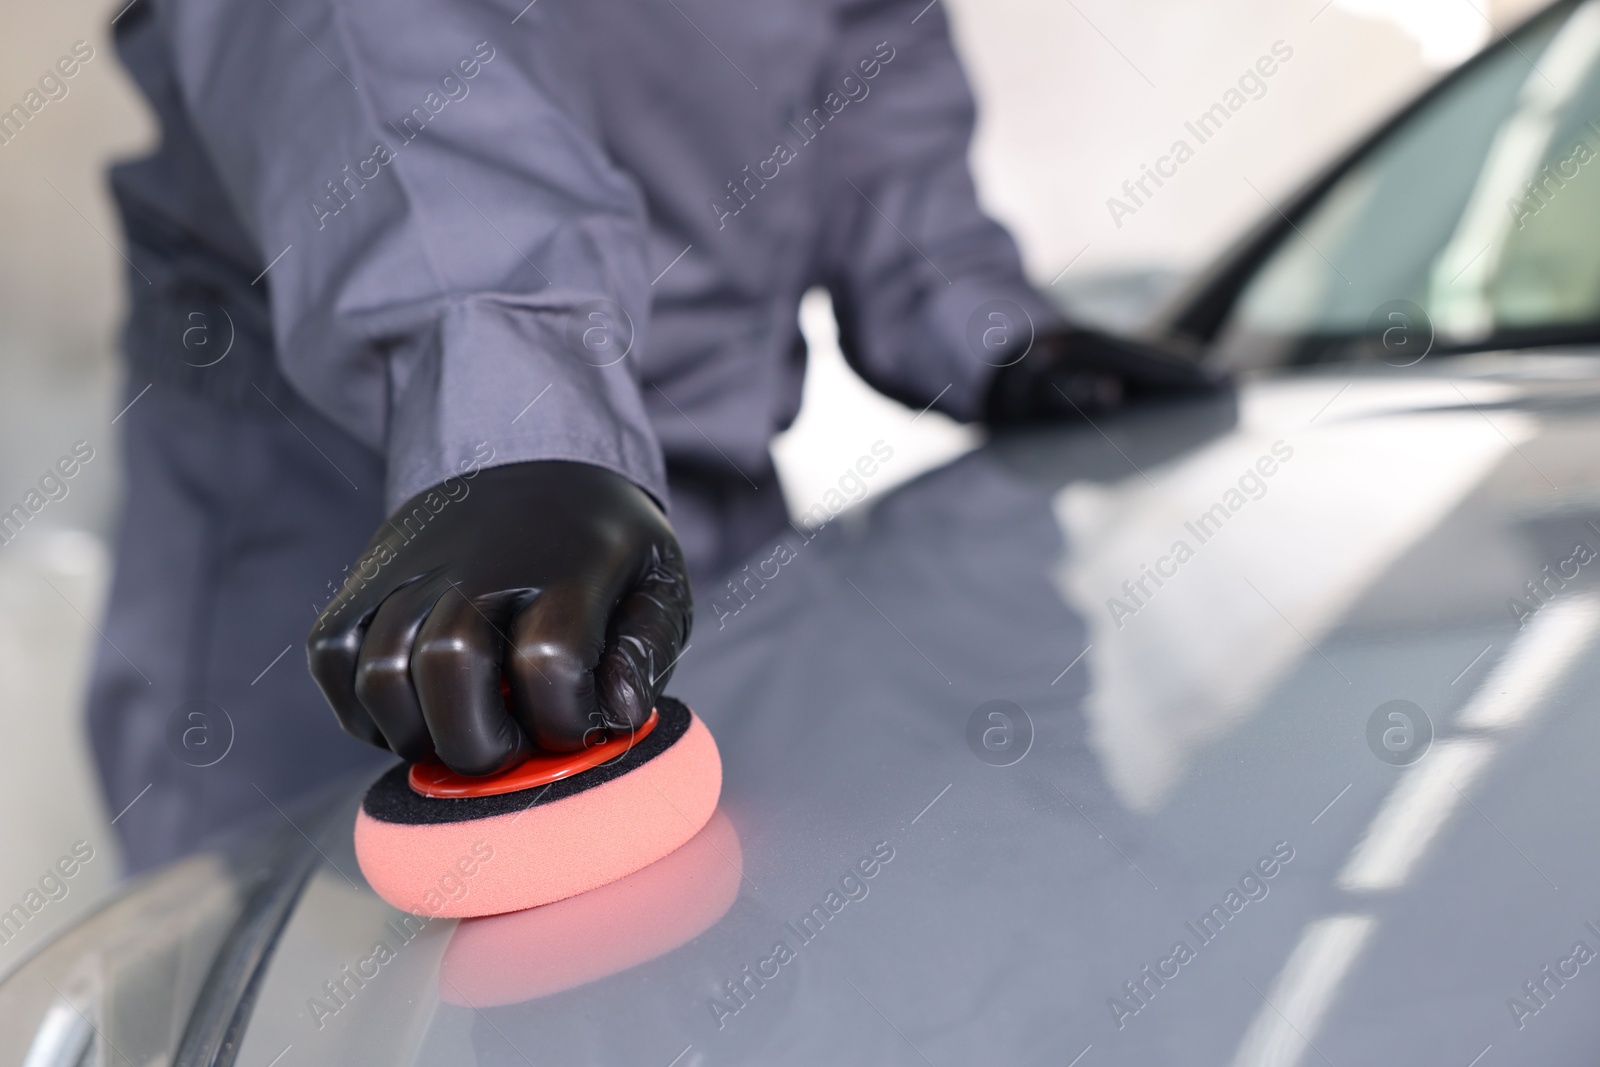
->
[91, 0, 1059, 870]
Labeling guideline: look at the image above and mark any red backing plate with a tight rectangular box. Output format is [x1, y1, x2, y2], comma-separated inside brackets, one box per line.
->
[407, 708, 660, 799]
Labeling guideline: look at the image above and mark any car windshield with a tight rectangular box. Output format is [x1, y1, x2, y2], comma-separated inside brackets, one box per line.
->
[1211, 0, 1600, 370]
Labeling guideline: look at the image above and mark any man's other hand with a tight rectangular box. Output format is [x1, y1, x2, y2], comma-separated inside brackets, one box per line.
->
[984, 326, 1228, 425]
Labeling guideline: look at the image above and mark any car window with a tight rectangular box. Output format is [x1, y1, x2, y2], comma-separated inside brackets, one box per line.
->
[1211, 0, 1600, 370]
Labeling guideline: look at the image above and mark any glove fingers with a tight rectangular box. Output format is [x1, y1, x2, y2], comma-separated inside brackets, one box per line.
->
[307, 593, 386, 751]
[1122, 348, 1217, 392]
[1072, 332, 1218, 393]
[353, 578, 444, 763]
[1049, 372, 1125, 414]
[412, 587, 531, 776]
[506, 577, 626, 753]
[597, 548, 693, 731]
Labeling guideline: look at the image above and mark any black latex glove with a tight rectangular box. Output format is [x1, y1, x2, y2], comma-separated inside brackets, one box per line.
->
[984, 326, 1227, 425]
[307, 461, 691, 776]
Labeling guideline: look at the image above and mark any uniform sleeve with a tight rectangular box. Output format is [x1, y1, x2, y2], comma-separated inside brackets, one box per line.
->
[146, 0, 665, 511]
[814, 0, 1063, 422]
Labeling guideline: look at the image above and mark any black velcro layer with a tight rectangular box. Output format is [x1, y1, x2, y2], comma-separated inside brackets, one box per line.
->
[361, 697, 691, 826]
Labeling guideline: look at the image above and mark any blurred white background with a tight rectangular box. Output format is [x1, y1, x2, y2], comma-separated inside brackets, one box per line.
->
[0, 0, 1546, 957]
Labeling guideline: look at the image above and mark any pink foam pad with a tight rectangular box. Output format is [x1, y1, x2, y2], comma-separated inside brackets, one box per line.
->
[354, 704, 721, 918]
[438, 807, 742, 1006]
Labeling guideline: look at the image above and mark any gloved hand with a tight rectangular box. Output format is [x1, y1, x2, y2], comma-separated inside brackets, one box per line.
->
[984, 326, 1227, 425]
[307, 461, 691, 776]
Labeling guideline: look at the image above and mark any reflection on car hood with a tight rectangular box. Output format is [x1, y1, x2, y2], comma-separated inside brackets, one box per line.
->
[240, 352, 1600, 1066]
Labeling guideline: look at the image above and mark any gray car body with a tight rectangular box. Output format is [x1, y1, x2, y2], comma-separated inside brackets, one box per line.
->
[195, 349, 1600, 1066]
[37, 0, 1600, 1059]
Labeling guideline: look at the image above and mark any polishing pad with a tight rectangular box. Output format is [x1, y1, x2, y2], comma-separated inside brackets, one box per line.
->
[354, 697, 721, 917]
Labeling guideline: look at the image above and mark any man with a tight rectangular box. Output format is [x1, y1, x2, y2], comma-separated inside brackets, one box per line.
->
[91, 0, 1217, 870]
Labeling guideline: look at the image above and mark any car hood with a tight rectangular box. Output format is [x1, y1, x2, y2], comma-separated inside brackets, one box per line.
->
[229, 351, 1600, 1066]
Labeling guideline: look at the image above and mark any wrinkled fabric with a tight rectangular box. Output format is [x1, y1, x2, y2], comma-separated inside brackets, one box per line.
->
[87, 381, 392, 872]
[110, 0, 1059, 527]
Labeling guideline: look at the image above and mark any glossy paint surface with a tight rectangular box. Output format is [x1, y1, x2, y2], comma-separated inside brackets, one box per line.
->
[232, 353, 1600, 1066]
